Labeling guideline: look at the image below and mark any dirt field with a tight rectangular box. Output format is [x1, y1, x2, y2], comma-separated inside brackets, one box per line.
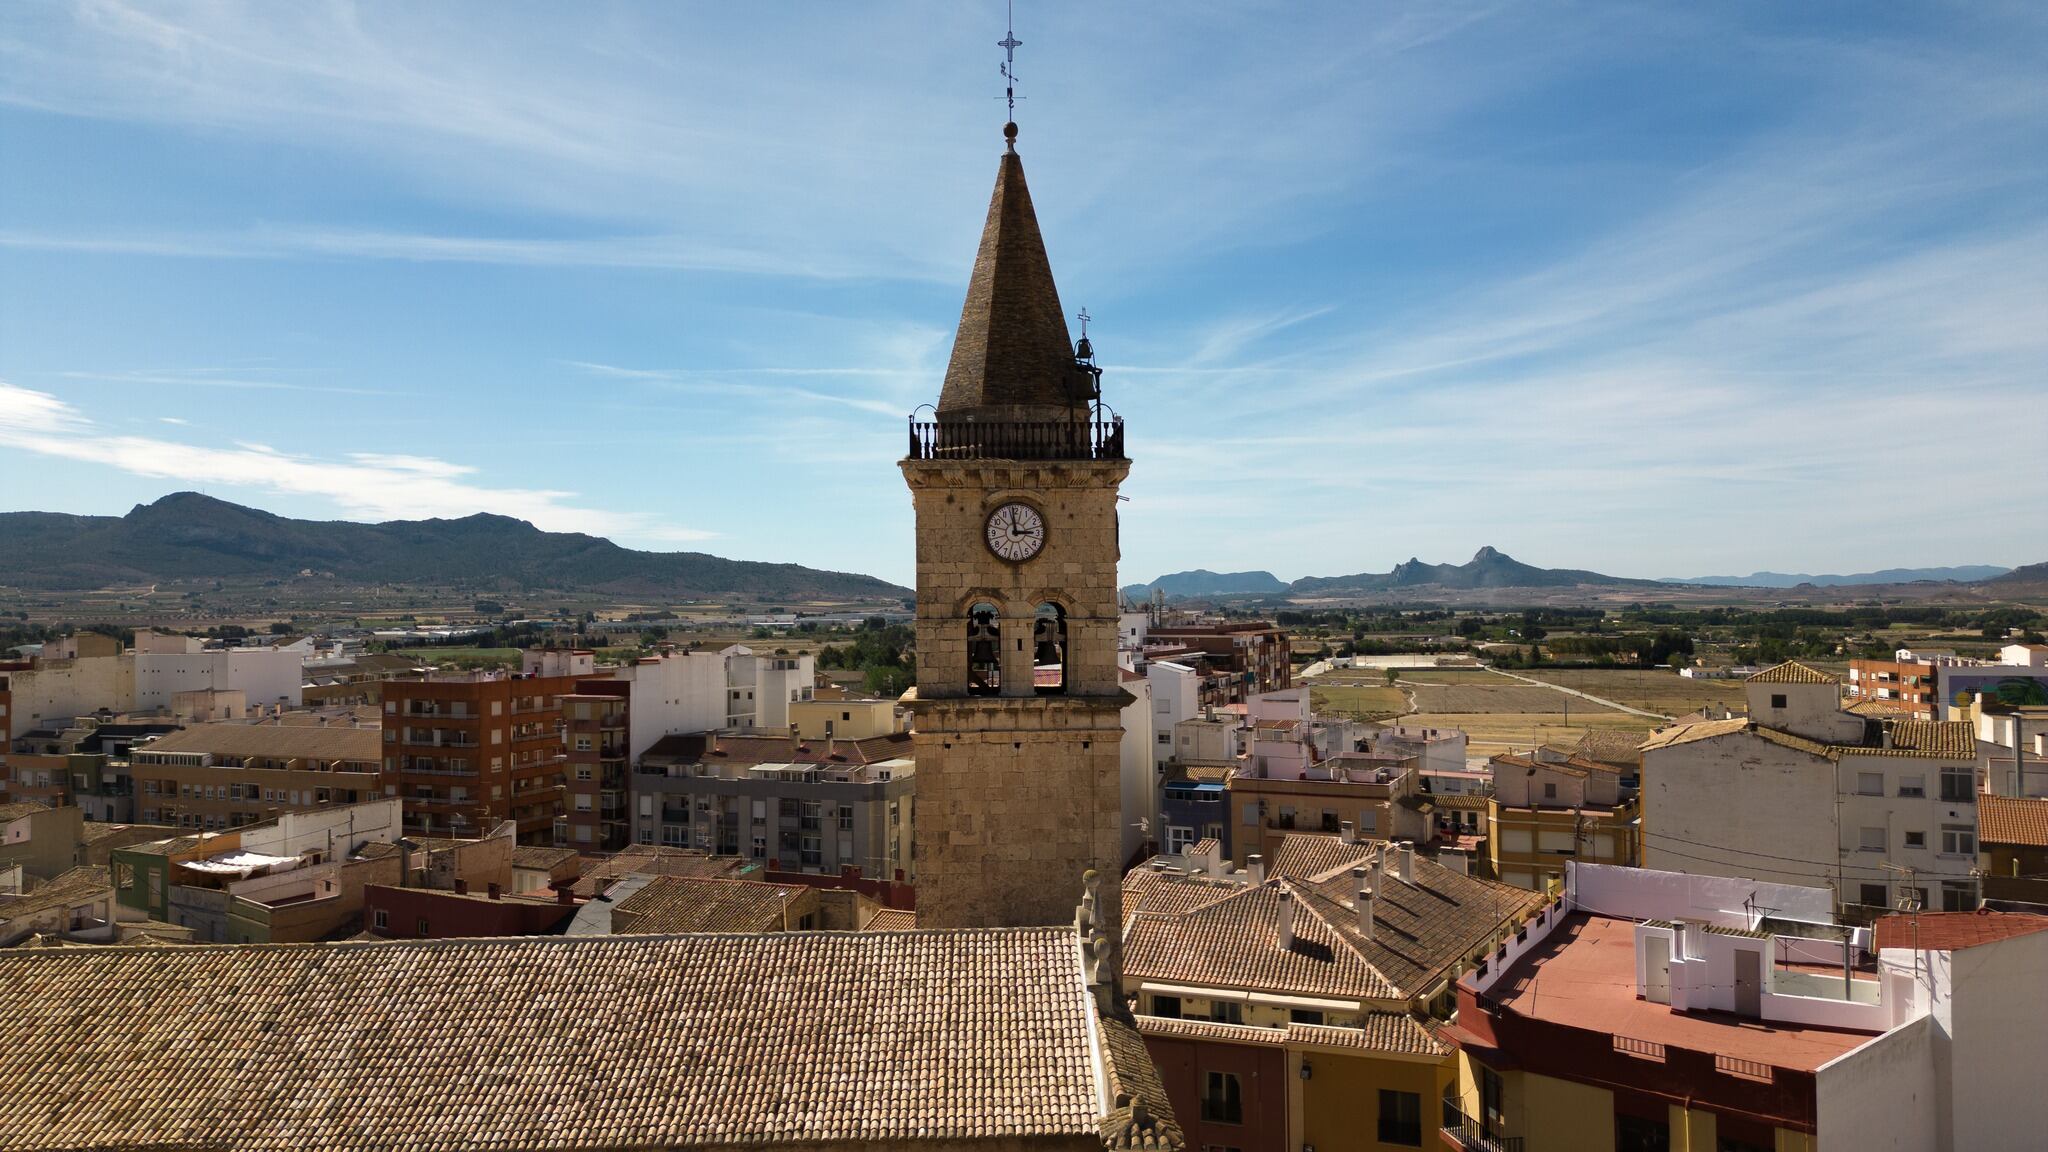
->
[1513, 668, 1748, 716]
[1405, 710, 1657, 758]
[1309, 684, 1409, 718]
[1405, 682, 1623, 715]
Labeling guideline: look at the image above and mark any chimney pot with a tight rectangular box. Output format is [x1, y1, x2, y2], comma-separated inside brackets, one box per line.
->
[1246, 854, 1265, 885]
[1278, 888, 1296, 949]
[1396, 841, 1415, 884]
[1339, 820, 1357, 845]
[1358, 885, 1375, 940]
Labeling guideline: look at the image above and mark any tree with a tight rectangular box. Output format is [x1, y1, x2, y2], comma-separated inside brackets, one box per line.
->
[1384, 667, 1400, 688]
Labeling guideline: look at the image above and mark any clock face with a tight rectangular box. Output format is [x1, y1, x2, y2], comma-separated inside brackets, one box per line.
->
[985, 502, 1046, 562]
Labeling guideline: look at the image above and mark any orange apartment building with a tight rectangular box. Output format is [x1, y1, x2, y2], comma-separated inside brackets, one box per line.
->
[1845, 656, 1942, 718]
[560, 678, 631, 851]
[379, 650, 604, 843]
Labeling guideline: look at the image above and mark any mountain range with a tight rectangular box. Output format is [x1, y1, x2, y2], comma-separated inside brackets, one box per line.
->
[1130, 547, 2040, 602]
[0, 493, 910, 602]
[1124, 546, 1661, 601]
[1657, 566, 2010, 587]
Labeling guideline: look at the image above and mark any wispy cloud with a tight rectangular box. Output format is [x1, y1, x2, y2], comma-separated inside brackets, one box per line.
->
[0, 379, 712, 543]
[58, 367, 400, 397]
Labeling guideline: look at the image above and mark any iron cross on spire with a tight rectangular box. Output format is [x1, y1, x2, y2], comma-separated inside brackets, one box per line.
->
[998, 0, 1023, 149]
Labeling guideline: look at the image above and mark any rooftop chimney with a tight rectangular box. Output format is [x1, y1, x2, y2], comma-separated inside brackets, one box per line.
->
[454, 879, 469, 896]
[487, 882, 501, 900]
[1277, 888, 1296, 949]
[1395, 841, 1415, 885]
[1246, 853, 1265, 885]
[1357, 884, 1375, 940]
[1339, 820, 1357, 845]
[1370, 849, 1386, 894]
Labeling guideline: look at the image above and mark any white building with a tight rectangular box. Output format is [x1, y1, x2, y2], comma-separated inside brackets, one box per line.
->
[133, 631, 306, 713]
[601, 646, 817, 763]
[1144, 660, 1201, 769]
[1367, 723, 1469, 776]
[1997, 642, 2048, 669]
[1641, 661, 1983, 912]
[1118, 669, 1155, 866]
[0, 648, 134, 739]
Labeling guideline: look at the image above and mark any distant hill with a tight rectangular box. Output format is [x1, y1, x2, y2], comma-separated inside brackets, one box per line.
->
[1289, 546, 1659, 595]
[1984, 562, 2048, 591]
[1122, 570, 1289, 601]
[0, 492, 909, 602]
[1660, 565, 2011, 587]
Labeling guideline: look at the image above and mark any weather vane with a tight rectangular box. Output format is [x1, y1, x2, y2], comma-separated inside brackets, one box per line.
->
[999, 0, 1023, 149]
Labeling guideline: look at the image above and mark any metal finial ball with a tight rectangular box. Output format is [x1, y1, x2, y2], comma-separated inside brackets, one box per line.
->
[1003, 121, 1019, 142]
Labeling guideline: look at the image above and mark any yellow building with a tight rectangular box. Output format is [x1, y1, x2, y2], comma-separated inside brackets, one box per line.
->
[1486, 751, 1636, 891]
[787, 697, 903, 740]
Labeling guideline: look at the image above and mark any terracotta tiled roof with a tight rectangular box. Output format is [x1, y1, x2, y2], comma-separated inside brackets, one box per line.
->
[1844, 697, 1919, 717]
[1125, 883, 1400, 1000]
[1125, 837, 1541, 1003]
[1096, 1014, 1188, 1151]
[1875, 909, 2048, 952]
[510, 845, 580, 871]
[1430, 793, 1492, 811]
[1884, 720, 1977, 758]
[1190, 837, 1220, 857]
[0, 929, 1119, 1151]
[1639, 717, 1751, 752]
[1574, 728, 1645, 767]
[1175, 764, 1233, 783]
[1746, 661, 1840, 685]
[1121, 867, 1242, 929]
[0, 802, 53, 823]
[864, 908, 917, 931]
[569, 847, 748, 898]
[0, 867, 111, 925]
[610, 876, 812, 934]
[133, 722, 381, 763]
[1132, 1014, 1446, 1058]
[1979, 795, 2048, 848]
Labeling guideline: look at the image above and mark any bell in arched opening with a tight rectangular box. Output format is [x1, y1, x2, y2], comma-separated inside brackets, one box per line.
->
[967, 603, 1002, 696]
[1033, 603, 1067, 695]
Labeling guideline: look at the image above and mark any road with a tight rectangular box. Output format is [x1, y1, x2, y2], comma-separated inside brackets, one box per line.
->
[1482, 666, 1672, 720]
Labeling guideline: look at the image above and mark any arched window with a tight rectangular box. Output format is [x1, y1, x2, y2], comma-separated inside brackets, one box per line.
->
[967, 602, 1002, 696]
[1034, 602, 1068, 695]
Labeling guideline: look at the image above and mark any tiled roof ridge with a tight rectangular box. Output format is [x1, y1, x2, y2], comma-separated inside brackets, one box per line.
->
[1746, 660, 1840, 684]
[0, 923, 1073, 960]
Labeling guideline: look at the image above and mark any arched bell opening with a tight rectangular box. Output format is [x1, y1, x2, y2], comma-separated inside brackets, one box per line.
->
[967, 602, 1002, 696]
[1033, 602, 1068, 695]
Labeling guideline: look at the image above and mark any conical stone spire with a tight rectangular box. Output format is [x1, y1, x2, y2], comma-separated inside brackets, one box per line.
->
[937, 145, 1081, 416]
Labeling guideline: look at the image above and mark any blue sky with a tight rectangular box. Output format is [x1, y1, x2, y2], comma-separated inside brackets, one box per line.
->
[2, 2, 2044, 588]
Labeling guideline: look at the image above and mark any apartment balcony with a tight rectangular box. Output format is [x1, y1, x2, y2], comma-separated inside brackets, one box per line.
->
[396, 759, 479, 777]
[1442, 1111, 1522, 1152]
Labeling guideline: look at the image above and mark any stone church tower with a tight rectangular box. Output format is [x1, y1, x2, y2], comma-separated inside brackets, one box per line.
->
[901, 124, 1130, 930]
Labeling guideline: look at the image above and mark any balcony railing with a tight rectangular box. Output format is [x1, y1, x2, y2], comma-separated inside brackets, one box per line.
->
[1442, 1108, 1522, 1152]
[906, 416, 1124, 462]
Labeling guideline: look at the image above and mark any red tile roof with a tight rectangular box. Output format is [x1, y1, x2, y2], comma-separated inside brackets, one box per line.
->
[1979, 795, 2048, 848]
[1874, 909, 2048, 952]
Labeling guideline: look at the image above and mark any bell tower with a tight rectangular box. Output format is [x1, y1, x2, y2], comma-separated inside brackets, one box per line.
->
[901, 121, 1130, 930]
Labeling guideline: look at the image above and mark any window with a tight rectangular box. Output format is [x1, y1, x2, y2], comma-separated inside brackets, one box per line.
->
[1859, 826, 1885, 852]
[1940, 825, 1974, 856]
[1241, 804, 1257, 825]
[416, 918, 430, 938]
[1480, 1067, 1505, 1139]
[752, 834, 767, 858]
[1543, 782, 1558, 800]
[838, 804, 854, 831]
[1208, 1001, 1242, 1025]
[1378, 1090, 1423, 1147]
[1200, 1072, 1243, 1124]
[1158, 733, 1172, 745]
[576, 766, 593, 781]
[1941, 880, 1977, 911]
[372, 909, 389, 930]
[1857, 772, 1883, 796]
[637, 828, 655, 844]
[1940, 767, 1974, 803]
[1899, 775, 1925, 798]
[662, 824, 686, 847]
[1904, 830, 1925, 849]
[1770, 693, 1787, 709]
[1152, 994, 1182, 1019]
[1288, 1008, 1324, 1026]
[1860, 883, 1887, 907]
[1617, 1113, 1670, 1152]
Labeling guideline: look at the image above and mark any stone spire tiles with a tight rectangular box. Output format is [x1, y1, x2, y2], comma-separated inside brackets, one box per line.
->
[938, 148, 1079, 414]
